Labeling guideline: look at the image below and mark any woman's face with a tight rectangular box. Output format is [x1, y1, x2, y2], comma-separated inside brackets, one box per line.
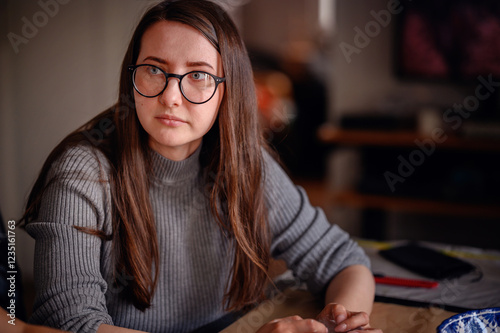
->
[134, 20, 224, 161]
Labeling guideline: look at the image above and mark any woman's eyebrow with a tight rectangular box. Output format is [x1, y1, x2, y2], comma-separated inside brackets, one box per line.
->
[141, 57, 215, 70]
[186, 61, 214, 70]
[143, 56, 167, 64]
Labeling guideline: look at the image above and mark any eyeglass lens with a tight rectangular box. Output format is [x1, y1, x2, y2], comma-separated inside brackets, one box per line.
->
[132, 65, 218, 104]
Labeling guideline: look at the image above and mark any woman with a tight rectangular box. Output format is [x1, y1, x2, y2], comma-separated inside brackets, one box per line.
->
[22, 1, 380, 332]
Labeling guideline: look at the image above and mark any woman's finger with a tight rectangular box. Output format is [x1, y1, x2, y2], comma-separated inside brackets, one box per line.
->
[267, 315, 304, 324]
[317, 303, 348, 325]
[333, 312, 370, 332]
[347, 327, 383, 333]
[258, 316, 328, 333]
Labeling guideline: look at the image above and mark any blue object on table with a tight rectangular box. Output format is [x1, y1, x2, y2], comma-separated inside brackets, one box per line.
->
[438, 308, 500, 332]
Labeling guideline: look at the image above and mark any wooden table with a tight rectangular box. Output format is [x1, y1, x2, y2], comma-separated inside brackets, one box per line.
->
[222, 289, 457, 333]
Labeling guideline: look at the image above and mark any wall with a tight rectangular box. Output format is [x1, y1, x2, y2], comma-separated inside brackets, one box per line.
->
[241, 0, 320, 56]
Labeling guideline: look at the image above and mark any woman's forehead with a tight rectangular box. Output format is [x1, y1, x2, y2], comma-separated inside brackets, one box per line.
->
[138, 20, 223, 74]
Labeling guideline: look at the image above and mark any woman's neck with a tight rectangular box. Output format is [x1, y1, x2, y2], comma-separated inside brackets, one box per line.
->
[148, 138, 202, 161]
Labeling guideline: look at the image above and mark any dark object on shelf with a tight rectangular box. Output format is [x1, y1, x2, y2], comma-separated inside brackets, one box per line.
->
[379, 243, 475, 280]
[340, 115, 415, 131]
[394, 0, 500, 122]
[395, 0, 500, 83]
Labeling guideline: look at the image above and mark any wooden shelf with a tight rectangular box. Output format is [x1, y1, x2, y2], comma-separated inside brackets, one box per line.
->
[318, 125, 500, 151]
[319, 125, 500, 220]
[331, 190, 500, 219]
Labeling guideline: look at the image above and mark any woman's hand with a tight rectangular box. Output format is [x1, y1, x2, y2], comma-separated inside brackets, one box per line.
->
[316, 303, 382, 332]
[256, 315, 328, 333]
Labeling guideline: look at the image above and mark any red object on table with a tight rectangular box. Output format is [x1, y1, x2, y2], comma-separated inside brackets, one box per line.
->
[374, 275, 439, 288]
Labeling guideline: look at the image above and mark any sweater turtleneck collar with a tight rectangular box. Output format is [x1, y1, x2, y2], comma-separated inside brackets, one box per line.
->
[149, 144, 202, 184]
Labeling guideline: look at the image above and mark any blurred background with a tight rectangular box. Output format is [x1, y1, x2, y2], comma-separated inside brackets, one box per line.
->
[1, 0, 500, 317]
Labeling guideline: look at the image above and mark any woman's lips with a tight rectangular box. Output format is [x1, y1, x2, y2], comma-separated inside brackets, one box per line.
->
[155, 114, 187, 127]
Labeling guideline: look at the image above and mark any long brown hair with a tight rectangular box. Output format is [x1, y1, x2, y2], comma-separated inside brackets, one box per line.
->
[22, 0, 270, 312]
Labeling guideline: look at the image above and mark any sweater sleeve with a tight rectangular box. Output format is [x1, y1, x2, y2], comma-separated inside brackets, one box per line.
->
[25, 145, 114, 332]
[263, 150, 370, 295]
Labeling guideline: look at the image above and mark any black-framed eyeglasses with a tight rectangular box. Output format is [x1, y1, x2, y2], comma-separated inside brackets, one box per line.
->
[128, 64, 226, 104]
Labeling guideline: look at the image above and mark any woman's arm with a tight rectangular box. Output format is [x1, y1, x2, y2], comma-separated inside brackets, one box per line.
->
[260, 152, 380, 332]
[0, 307, 67, 333]
[0, 311, 145, 333]
[97, 324, 147, 333]
[256, 265, 379, 333]
[318, 265, 381, 332]
[26, 146, 115, 331]
[324, 264, 375, 313]
[316, 265, 379, 332]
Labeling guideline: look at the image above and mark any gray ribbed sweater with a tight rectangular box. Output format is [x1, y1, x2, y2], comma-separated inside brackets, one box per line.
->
[26, 144, 369, 333]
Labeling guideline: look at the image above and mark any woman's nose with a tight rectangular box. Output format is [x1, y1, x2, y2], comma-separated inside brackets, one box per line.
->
[159, 78, 183, 106]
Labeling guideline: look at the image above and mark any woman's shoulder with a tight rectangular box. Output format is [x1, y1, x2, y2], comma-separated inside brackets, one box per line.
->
[48, 143, 112, 182]
[260, 147, 293, 185]
[21, 143, 114, 234]
[261, 146, 282, 172]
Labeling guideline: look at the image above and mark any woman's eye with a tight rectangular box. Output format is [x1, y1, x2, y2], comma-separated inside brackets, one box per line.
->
[190, 72, 208, 80]
[148, 66, 162, 75]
